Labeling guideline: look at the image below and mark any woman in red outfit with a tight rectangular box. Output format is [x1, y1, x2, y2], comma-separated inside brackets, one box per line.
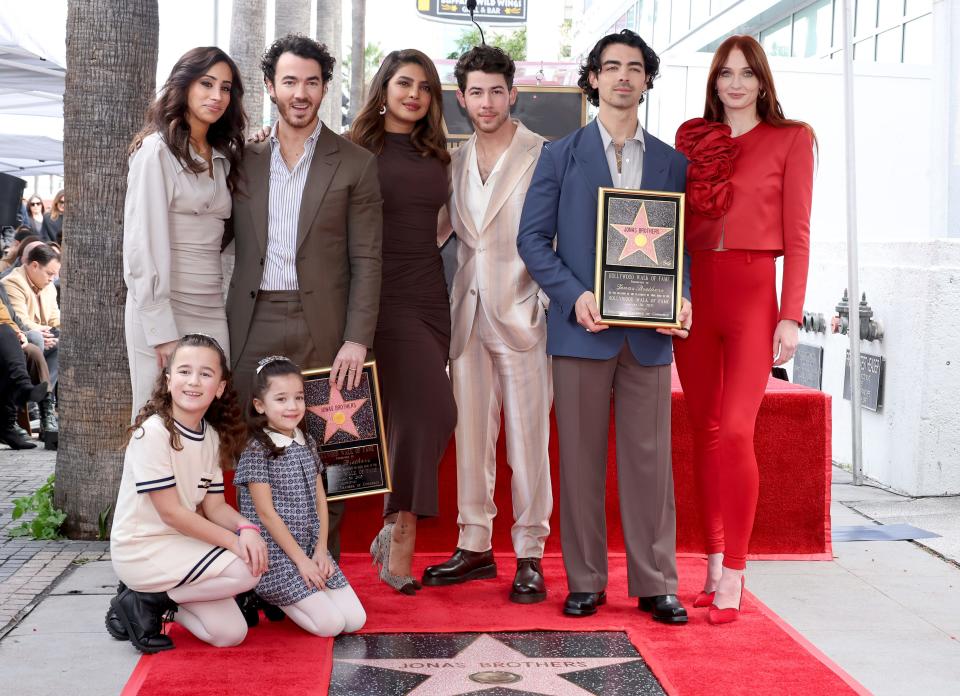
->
[674, 35, 815, 625]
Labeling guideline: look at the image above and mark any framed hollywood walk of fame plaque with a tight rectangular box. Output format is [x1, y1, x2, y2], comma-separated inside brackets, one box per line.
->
[594, 188, 685, 329]
[302, 361, 391, 502]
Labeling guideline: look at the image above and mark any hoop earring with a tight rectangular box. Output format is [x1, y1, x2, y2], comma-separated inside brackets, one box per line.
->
[759, 89, 767, 99]
[378, 104, 387, 116]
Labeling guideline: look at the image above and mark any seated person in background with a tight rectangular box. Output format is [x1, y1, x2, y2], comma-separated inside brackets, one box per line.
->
[41, 190, 64, 245]
[2, 244, 60, 445]
[0, 302, 49, 450]
[0, 228, 36, 274]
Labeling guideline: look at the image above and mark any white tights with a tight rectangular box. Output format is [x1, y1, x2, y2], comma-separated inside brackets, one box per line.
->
[166, 559, 260, 648]
[282, 586, 366, 637]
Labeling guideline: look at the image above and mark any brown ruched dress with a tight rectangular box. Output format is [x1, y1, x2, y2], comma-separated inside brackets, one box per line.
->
[375, 132, 457, 518]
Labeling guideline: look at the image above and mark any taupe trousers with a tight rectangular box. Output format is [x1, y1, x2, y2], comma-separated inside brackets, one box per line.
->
[450, 300, 552, 558]
[232, 290, 345, 560]
[552, 343, 678, 597]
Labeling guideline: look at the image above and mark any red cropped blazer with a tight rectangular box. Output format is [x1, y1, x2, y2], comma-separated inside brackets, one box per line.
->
[676, 119, 814, 324]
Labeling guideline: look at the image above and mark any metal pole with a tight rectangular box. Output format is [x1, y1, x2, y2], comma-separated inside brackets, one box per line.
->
[213, 0, 219, 45]
[841, 0, 863, 485]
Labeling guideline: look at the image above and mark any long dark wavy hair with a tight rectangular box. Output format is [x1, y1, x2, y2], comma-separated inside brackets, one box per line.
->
[130, 334, 247, 471]
[704, 35, 817, 149]
[246, 356, 305, 459]
[130, 47, 246, 192]
[349, 49, 450, 164]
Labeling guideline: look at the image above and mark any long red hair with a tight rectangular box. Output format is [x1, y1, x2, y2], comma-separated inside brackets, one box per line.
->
[705, 35, 816, 147]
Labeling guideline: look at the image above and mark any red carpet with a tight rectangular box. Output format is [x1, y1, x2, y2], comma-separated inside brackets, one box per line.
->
[122, 554, 867, 696]
[226, 370, 833, 559]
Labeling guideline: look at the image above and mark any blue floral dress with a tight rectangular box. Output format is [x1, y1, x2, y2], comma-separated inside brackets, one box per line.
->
[234, 429, 348, 606]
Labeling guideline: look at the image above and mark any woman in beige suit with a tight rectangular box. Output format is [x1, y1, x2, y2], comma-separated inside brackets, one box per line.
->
[124, 47, 246, 417]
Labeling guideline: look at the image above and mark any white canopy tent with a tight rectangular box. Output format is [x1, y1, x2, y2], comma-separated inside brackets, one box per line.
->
[0, 5, 66, 180]
[0, 134, 63, 176]
[0, 8, 65, 118]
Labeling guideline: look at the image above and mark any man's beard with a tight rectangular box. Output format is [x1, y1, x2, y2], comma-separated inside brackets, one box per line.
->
[472, 110, 509, 133]
[278, 98, 320, 126]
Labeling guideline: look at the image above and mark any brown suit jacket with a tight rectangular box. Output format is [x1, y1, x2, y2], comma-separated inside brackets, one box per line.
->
[226, 124, 383, 366]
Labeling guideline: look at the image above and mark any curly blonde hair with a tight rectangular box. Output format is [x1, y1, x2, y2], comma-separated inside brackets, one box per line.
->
[130, 334, 246, 470]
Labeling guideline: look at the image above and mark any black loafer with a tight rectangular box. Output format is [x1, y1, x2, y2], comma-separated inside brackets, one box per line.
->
[638, 594, 688, 624]
[510, 558, 546, 604]
[563, 591, 606, 617]
[422, 548, 496, 586]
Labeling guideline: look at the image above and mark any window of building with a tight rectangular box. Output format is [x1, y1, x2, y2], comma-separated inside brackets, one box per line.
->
[902, 13, 933, 64]
[752, 0, 932, 64]
[875, 25, 903, 62]
[854, 37, 875, 61]
[760, 16, 792, 57]
[793, 0, 833, 57]
[856, 0, 878, 36]
[877, 0, 905, 27]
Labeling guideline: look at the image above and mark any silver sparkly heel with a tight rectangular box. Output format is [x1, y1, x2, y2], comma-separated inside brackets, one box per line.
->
[370, 524, 418, 595]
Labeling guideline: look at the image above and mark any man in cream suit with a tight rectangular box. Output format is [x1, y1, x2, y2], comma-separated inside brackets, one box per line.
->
[422, 46, 552, 604]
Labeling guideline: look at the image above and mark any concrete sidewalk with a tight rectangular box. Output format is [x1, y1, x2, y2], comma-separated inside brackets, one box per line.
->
[1, 450, 958, 695]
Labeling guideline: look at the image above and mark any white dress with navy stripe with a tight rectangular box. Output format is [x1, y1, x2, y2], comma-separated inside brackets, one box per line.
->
[110, 414, 239, 592]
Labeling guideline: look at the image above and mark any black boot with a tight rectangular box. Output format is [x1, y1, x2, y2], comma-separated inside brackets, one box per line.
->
[105, 582, 130, 640]
[15, 381, 48, 408]
[110, 586, 177, 653]
[0, 401, 36, 450]
[235, 590, 260, 628]
[258, 594, 286, 622]
[38, 394, 58, 450]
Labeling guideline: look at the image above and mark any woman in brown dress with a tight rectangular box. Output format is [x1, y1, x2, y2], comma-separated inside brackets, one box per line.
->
[350, 49, 457, 594]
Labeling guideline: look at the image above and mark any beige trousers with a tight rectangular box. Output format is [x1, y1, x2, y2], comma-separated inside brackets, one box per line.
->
[449, 303, 553, 558]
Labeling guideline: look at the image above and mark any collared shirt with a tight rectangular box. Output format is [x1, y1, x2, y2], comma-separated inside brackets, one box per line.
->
[596, 117, 645, 189]
[265, 427, 306, 448]
[261, 119, 325, 291]
[465, 138, 509, 232]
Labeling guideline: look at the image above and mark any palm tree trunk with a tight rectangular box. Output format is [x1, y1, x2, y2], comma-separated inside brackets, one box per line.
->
[273, 0, 312, 122]
[229, 0, 267, 134]
[275, 0, 311, 37]
[316, 0, 342, 132]
[55, 0, 159, 538]
[348, 0, 366, 122]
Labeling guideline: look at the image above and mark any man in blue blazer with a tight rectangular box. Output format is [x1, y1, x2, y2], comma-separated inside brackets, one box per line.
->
[517, 30, 692, 623]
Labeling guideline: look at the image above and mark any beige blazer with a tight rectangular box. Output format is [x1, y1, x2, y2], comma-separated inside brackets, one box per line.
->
[225, 124, 383, 365]
[2, 266, 59, 331]
[444, 122, 547, 360]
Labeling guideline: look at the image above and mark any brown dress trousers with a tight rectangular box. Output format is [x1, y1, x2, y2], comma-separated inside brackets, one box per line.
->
[552, 343, 678, 598]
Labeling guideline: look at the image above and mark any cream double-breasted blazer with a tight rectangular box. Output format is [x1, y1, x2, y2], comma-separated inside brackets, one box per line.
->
[443, 121, 547, 360]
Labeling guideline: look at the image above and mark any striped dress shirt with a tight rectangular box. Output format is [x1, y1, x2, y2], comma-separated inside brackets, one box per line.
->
[260, 119, 325, 290]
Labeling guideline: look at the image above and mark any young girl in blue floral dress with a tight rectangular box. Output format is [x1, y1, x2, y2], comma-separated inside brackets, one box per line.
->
[234, 356, 366, 636]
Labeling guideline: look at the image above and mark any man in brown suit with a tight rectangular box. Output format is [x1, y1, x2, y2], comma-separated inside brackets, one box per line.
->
[226, 35, 382, 559]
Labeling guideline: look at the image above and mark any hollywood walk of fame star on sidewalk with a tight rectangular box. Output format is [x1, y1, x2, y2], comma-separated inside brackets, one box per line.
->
[307, 384, 367, 443]
[334, 633, 641, 696]
[611, 202, 672, 264]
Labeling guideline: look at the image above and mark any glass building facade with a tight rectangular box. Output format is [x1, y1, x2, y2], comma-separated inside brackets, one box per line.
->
[592, 0, 932, 64]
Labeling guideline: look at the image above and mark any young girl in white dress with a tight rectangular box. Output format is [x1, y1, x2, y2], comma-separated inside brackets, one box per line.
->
[108, 333, 268, 652]
[234, 356, 366, 636]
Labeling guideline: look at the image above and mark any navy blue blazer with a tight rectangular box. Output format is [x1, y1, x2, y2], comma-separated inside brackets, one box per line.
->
[517, 119, 689, 366]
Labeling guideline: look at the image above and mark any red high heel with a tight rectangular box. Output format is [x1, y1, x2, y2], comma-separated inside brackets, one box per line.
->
[693, 591, 716, 608]
[707, 576, 744, 625]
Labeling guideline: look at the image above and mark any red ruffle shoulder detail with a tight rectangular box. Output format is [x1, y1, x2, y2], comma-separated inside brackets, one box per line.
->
[675, 118, 740, 219]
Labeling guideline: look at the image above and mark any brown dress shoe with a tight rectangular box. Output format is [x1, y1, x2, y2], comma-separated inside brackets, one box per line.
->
[421, 548, 496, 586]
[510, 557, 546, 604]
